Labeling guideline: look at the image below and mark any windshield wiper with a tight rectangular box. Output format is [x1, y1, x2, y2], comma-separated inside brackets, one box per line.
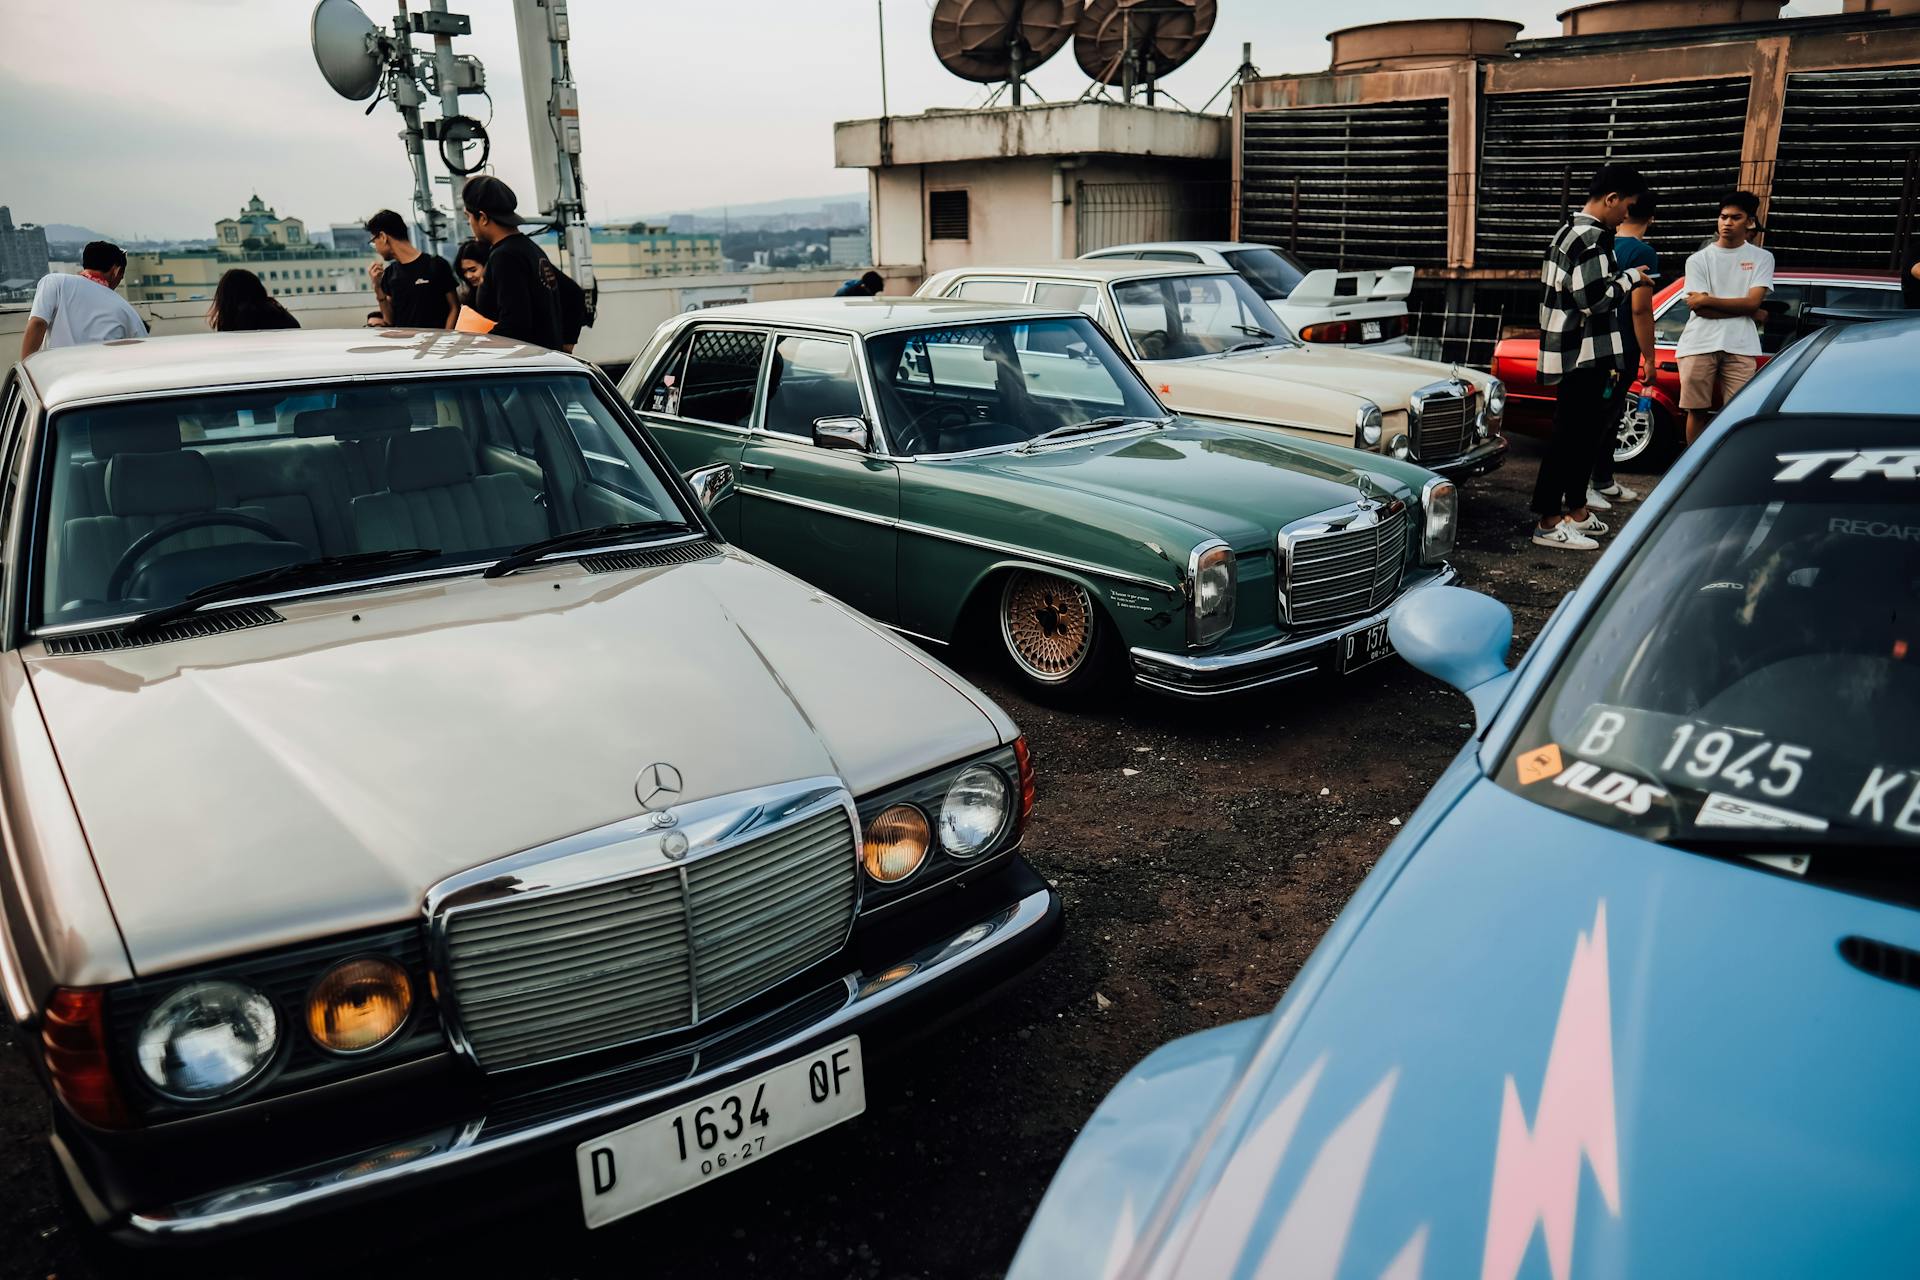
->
[121, 548, 443, 636]
[1224, 339, 1272, 355]
[1231, 324, 1275, 338]
[1019, 415, 1171, 452]
[482, 520, 695, 579]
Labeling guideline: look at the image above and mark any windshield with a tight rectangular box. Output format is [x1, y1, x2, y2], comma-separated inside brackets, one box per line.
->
[37, 374, 691, 628]
[1222, 247, 1307, 300]
[1111, 273, 1295, 361]
[1497, 420, 1920, 849]
[864, 316, 1167, 455]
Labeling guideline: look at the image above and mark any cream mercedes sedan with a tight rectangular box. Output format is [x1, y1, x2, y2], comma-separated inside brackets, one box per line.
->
[0, 329, 1059, 1243]
[917, 261, 1508, 482]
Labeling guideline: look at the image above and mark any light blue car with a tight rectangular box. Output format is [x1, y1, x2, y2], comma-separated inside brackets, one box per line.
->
[1010, 316, 1920, 1280]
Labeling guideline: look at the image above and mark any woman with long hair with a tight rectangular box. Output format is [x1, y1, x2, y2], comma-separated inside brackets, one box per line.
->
[454, 239, 490, 308]
[207, 269, 299, 332]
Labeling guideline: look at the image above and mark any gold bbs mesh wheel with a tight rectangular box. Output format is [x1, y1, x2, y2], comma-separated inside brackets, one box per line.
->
[1000, 572, 1096, 684]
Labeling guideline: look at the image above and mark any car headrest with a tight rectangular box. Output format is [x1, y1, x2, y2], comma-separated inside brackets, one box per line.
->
[385, 427, 475, 492]
[89, 418, 182, 459]
[294, 404, 412, 439]
[105, 450, 217, 517]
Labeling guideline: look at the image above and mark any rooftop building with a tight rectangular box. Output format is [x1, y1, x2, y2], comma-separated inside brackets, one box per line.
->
[123, 195, 368, 304]
[0, 206, 51, 302]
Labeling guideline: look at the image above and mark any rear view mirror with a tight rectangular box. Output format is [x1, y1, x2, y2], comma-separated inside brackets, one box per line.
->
[684, 463, 734, 512]
[813, 417, 871, 452]
[1390, 586, 1515, 728]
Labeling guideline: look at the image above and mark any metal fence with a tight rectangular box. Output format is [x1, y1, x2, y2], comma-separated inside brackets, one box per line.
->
[1406, 302, 1524, 371]
[1076, 180, 1231, 254]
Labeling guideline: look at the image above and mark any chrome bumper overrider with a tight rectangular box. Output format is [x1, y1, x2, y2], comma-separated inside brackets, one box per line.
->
[120, 888, 1057, 1238]
[1130, 564, 1458, 697]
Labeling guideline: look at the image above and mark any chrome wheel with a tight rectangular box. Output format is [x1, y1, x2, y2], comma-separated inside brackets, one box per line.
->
[1614, 401, 1654, 464]
[1000, 572, 1095, 684]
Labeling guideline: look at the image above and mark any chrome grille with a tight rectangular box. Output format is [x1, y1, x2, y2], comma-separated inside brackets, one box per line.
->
[1413, 391, 1473, 464]
[1282, 505, 1409, 627]
[439, 798, 857, 1072]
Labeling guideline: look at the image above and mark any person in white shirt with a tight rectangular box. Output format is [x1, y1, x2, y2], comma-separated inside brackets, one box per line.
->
[20, 241, 148, 359]
[1675, 192, 1774, 445]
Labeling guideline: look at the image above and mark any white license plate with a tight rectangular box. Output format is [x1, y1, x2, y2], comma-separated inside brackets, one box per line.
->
[1339, 619, 1393, 674]
[576, 1036, 865, 1228]
[1362, 320, 1383, 341]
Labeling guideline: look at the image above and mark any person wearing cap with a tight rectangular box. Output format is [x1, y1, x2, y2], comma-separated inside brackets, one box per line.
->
[461, 175, 562, 349]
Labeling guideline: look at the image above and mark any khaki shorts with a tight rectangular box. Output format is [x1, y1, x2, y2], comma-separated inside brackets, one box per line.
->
[1678, 351, 1758, 412]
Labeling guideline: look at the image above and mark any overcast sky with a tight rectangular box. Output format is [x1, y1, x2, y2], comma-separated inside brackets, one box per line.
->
[0, 0, 1844, 240]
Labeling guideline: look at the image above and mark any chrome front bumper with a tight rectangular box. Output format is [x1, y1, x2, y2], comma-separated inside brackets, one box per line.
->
[101, 885, 1059, 1239]
[1130, 564, 1458, 697]
[1424, 434, 1508, 481]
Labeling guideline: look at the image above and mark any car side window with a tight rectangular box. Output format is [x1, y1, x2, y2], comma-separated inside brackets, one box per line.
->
[0, 384, 24, 627]
[951, 279, 1030, 303]
[1653, 296, 1690, 347]
[1820, 284, 1902, 311]
[1034, 283, 1098, 315]
[677, 329, 767, 429]
[763, 336, 865, 440]
[1759, 283, 1810, 355]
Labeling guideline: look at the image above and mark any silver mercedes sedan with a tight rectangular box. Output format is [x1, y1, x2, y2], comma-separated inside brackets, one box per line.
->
[0, 328, 1060, 1243]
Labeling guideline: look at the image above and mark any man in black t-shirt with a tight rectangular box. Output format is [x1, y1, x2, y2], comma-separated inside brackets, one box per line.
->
[365, 210, 459, 329]
[461, 176, 563, 349]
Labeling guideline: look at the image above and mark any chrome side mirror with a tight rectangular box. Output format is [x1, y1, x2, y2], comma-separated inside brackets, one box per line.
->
[684, 462, 734, 512]
[1390, 586, 1515, 727]
[812, 416, 871, 452]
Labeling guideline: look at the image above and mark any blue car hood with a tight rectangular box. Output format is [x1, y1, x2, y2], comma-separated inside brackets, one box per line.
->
[1032, 778, 1920, 1280]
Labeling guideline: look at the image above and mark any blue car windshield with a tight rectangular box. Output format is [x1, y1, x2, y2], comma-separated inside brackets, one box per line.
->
[1498, 419, 1920, 847]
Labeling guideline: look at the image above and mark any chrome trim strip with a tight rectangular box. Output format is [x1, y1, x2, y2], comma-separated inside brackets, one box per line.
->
[1130, 565, 1457, 695]
[124, 886, 1058, 1238]
[882, 621, 951, 647]
[732, 485, 1178, 595]
[424, 777, 861, 1071]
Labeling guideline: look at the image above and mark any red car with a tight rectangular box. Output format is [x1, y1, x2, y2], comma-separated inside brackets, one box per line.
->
[1492, 269, 1903, 466]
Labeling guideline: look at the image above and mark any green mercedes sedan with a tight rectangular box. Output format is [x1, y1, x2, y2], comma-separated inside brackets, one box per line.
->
[616, 298, 1458, 699]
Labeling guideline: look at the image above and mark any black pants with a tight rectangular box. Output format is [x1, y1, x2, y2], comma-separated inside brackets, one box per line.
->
[1592, 384, 1628, 490]
[1533, 366, 1616, 521]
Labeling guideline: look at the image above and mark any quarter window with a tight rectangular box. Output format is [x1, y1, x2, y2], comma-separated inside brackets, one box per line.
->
[763, 337, 865, 440]
[677, 329, 767, 428]
[951, 279, 1028, 303]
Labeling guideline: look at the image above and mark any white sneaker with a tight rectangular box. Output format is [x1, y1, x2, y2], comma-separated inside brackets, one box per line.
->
[1585, 488, 1613, 511]
[1596, 482, 1640, 502]
[1533, 522, 1599, 551]
[1567, 513, 1611, 537]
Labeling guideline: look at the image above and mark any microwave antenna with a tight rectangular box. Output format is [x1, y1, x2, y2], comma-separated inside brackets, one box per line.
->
[931, 0, 1082, 107]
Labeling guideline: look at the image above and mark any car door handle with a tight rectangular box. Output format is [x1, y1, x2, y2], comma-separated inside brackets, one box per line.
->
[1658, 361, 1678, 372]
[739, 463, 775, 476]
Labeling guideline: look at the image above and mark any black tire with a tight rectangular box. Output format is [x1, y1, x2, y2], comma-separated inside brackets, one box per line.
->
[996, 570, 1116, 700]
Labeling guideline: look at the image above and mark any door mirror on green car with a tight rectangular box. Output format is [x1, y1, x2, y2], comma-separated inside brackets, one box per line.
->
[813, 417, 871, 452]
[684, 462, 734, 512]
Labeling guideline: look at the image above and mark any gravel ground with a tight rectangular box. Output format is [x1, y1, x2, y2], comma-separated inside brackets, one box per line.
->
[0, 433, 1656, 1279]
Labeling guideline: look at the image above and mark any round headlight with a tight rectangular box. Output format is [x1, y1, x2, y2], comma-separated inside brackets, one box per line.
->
[1355, 403, 1383, 448]
[939, 764, 1011, 857]
[307, 956, 413, 1054]
[136, 981, 278, 1100]
[863, 804, 930, 883]
[1388, 432, 1412, 459]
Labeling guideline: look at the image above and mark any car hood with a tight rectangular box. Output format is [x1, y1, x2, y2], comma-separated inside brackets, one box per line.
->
[1082, 778, 1920, 1278]
[26, 549, 1006, 974]
[969, 423, 1408, 548]
[1165, 344, 1485, 414]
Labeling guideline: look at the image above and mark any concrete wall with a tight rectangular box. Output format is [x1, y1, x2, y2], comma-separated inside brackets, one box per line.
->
[0, 266, 922, 373]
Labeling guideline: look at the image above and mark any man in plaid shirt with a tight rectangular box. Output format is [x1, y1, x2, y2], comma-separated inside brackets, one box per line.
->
[1532, 164, 1652, 550]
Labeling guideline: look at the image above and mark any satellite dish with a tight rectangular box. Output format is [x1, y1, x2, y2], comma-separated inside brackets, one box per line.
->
[311, 0, 385, 102]
[1075, 0, 1216, 100]
[932, 0, 1081, 103]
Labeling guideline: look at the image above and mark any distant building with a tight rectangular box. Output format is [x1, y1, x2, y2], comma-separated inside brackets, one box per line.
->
[0, 206, 51, 298]
[572, 224, 726, 280]
[828, 233, 869, 267]
[823, 200, 867, 228]
[328, 222, 370, 253]
[123, 195, 368, 304]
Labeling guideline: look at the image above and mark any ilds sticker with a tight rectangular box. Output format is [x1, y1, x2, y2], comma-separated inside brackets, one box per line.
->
[1516, 743, 1565, 786]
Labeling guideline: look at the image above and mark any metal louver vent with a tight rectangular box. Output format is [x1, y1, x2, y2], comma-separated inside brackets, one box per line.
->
[1477, 80, 1748, 267]
[930, 189, 970, 241]
[1240, 100, 1450, 268]
[579, 539, 721, 574]
[42, 605, 284, 655]
[1767, 69, 1920, 268]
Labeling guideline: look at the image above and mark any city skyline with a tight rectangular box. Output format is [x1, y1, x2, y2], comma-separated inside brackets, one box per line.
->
[7, 0, 1851, 243]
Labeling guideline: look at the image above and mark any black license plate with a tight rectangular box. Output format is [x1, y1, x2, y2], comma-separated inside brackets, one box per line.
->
[1339, 620, 1393, 674]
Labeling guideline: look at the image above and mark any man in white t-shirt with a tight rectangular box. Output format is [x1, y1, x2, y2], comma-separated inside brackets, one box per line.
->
[20, 241, 148, 360]
[1675, 192, 1774, 445]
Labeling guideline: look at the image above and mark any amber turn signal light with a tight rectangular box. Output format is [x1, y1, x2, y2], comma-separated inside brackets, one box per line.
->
[307, 956, 412, 1054]
[43, 987, 128, 1128]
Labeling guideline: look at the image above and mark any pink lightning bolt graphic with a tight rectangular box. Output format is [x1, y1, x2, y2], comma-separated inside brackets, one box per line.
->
[1480, 901, 1620, 1280]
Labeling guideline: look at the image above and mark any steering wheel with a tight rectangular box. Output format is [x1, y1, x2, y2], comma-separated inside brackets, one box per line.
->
[106, 512, 295, 602]
[1134, 330, 1169, 359]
